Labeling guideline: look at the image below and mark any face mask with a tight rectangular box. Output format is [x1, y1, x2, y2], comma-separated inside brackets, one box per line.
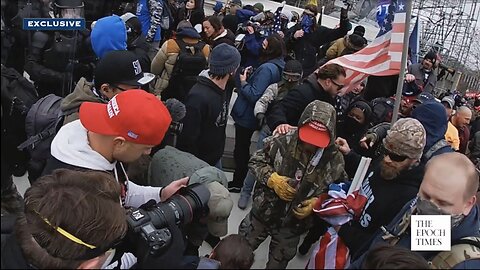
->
[416, 197, 465, 228]
[344, 116, 364, 134]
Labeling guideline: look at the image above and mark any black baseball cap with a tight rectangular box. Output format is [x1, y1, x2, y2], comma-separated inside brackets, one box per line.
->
[94, 50, 155, 89]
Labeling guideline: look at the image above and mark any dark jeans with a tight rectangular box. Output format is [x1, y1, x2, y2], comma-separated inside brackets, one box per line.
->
[232, 124, 256, 186]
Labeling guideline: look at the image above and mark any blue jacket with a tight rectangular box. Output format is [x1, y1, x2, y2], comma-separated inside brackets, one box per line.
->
[349, 199, 480, 269]
[236, 9, 256, 24]
[242, 34, 263, 68]
[232, 57, 284, 129]
[412, 101, 453, 161]
[91, 15, 127, 58]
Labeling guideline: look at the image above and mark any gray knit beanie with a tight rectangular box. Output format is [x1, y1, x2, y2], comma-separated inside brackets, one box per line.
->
[209, 44, 241, 76]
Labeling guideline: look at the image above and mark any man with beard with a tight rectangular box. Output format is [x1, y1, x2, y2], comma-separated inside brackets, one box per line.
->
[335, 118, 426, 258]
[405, 51, 438, 93]
[348, 152, 479, 269]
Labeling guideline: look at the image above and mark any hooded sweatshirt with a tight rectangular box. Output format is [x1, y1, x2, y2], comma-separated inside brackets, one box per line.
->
[176, 76, 230, 166]
[412, 101, 453, 161]
[60, 77, 103, 125]
[339, 150, 425, 255]
[91, 15, 127, 59]
[42, 120, 162, 208]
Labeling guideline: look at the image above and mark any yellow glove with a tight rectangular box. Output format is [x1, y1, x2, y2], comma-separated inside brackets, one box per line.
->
[293, 197, 317, 219]
[267, 172, 296, 201]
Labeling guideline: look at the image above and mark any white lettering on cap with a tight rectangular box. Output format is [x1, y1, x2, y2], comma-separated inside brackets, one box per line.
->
[107, 96, 120, 118]
[132, 60, 142, 75]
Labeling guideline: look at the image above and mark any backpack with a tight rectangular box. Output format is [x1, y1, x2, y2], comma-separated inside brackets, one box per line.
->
[17, 94, 64, 183]
[161, 39, 207, 102]
[1, 65, 39, 174]
[429, 236, 480, 269]
[370, 97, 395, 126]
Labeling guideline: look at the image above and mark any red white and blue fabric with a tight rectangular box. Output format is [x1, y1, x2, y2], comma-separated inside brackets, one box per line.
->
[325, 0, 408, 92]
[306, 227, 350, 269]
[313, 183, 368, 226]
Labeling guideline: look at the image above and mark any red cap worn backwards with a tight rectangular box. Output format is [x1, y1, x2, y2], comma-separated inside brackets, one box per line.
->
[79, 90, 172, 145]
[299, 121, 330, 148]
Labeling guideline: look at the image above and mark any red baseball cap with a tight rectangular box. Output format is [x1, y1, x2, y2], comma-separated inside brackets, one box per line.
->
[79, 90, 172, 145]
[298, 121, 330, 148]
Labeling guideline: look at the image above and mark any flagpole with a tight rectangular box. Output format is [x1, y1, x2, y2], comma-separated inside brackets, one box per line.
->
[391, 0, 413, 124]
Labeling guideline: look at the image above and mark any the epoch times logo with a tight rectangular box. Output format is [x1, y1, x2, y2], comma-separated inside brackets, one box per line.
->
[411, 215, 451, 251]
[23, 18, 85, 31]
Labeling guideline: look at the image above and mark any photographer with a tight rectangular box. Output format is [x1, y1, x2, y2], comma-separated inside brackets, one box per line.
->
[43, 90, 188, 208]
[230, 33, 285, 192]
[1, 169, 129, 269]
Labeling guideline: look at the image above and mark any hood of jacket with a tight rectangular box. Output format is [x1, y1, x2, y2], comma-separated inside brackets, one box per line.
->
[452, 204, 480, 239]
[298, 100, 337, 147]
[61, 77, 104, 114]
[195, 76, 224, 95]
[264, 57, 286, 71]
[412, 101, 448, 151]
[51, 120, 116, 171]
[91, 15, 127, 58]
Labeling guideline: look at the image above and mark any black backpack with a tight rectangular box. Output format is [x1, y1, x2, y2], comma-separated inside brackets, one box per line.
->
[17, 94, 64, 183]
[1, 65, 39, 175]
[161, 39, 207, 102]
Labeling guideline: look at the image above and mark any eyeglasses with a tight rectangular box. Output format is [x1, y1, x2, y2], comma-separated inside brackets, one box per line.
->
[282, 72, 302, 82]
[330, 79, 344, 89]
[109, 84, 142, 91]
[384, 149, 409, 162]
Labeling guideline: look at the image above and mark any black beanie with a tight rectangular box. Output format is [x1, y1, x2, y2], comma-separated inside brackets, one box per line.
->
[284, 60, 303, 75]
[209, 44, 241, 75]
[424, 51, 437, 64]
[353, 25, 365, 37]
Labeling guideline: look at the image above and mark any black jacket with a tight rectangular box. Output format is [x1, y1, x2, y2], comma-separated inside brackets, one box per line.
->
[1, 234, 33, 269]
[339, 151, 425, 256]
[177, 76, 230, 166]
[285, 21, 350, 76]
[266, 75, 334, 131]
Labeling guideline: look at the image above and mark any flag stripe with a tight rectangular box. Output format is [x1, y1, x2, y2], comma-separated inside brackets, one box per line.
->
[323, 0, 407, 91]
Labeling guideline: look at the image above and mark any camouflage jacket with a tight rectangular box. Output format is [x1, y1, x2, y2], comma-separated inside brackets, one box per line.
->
[249, 100, 347, 230]
[249, 132, 346, 229]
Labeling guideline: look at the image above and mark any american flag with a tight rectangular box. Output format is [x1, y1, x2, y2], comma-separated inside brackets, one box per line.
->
[326, 0, 408, 92]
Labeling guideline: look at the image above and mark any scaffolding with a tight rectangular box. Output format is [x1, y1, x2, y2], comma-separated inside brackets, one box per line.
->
[412, 0, 479, 70]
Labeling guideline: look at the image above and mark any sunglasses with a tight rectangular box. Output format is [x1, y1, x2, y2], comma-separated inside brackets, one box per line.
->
[384, 149, 409, 162]
[330, 79, 344, 89]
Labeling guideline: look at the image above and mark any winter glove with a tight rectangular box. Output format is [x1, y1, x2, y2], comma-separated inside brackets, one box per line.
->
[267, 172, 296, 201]
[293, 197, 317, 219]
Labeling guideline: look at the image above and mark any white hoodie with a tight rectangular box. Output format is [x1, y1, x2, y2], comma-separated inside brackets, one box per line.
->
[50, 120, 162, 208]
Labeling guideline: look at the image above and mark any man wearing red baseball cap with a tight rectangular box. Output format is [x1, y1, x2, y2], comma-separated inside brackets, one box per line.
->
[239, 100, 346, 268]
[42, 90, 188, 208]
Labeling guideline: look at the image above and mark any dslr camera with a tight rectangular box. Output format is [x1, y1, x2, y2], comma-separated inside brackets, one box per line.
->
[126, 183, 210, 257]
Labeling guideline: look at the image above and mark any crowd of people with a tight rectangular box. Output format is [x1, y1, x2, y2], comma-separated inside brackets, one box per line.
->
[1, 0, 479, 269]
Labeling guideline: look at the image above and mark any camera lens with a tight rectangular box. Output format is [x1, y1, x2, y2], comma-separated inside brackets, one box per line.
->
[145, 183, 210, 229]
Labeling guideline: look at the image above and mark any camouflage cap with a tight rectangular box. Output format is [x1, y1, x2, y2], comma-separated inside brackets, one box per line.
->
[298, 100, 337, 146]
[383, 118, 426, 160]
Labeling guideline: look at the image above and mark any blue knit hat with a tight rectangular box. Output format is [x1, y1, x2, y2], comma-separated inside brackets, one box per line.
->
[209, 44, 241, 76]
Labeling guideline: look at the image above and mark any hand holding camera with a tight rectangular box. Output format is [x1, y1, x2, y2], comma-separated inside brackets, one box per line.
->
[240, 66, 253, 82]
